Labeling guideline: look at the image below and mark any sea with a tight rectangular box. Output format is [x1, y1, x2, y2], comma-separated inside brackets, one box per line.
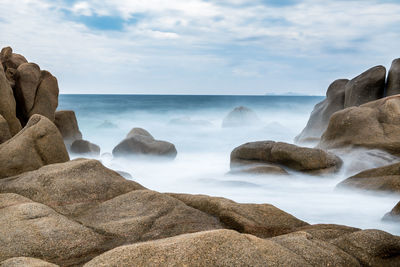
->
[58, 94, 400, 235]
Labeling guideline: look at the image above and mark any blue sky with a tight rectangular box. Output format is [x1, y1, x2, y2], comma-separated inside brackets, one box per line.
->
[1, 0, 400, 95]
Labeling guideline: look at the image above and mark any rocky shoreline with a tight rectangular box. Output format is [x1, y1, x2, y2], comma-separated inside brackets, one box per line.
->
[0, 47, 400, 266]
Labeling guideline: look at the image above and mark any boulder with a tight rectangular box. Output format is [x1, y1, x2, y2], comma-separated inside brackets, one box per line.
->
[0, 114, 69, 179]
[386, 58, 400, 96]
[0, 115, 11, 144]
[0, 193, 108, 266]
[337, 162, 400, 193]
[294, 224, 361, 241]
[319, 95, 400, 155]
[167, 193, 308, 238]
[331, 229, 400, 266]
[222, 106, 261, 127]
[295, 79, 347, 143]
[344, 65, 386, 108]
[0, 257, 59, 267]
[231, 141, 342, 175]
[28, 70, 59, 122]
[54, 110, 82, 145]
[0, 63, 22, 135]
[83, 229, 311, 267]
[76, 190, 222, 244]
[228, 162, 289, 176]
[382, 201, 400, 221]
[0, 159, 145, 217]
[0, 47, 27, 70]
[70, 139, 100, 156]
[112, 127, 177, 158]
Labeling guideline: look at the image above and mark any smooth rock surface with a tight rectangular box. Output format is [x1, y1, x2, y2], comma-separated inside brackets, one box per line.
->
[0, 115, 11, 144]
[54, 110, 82, 145]
[382, 201, 400, 221]
[0, 257, 59, 267]
[386, 58, 400, 96]
[70, 139, 100, 156]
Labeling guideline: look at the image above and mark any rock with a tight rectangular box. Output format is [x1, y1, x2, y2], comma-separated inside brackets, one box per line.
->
[76, 190, 222, 244]
[344, 65, 386, 108]
[112, 127, 177, 158]
[231, 141, 342, 175]
[83, 229, 311, 267]
[382, 201, 400, 222]
[97, 120, 118, 129]
[319, 95, 400, 155]
[294, 224, 361, 241]
[54, 110, 82, 145]
[228, 162, 289, 176]
[331, 229, 400, 266]
[14, 63, 41, 123]
[116, 170, 132, 179]
[0, 158, 145, 217]
[222, 106, 261, 127]
[0, 47, 12, 62]
[28, 71, 59, 122]
[0, 47, 27, 70]
[5, 68, 16, 88]
[167, 193, 308, 238]
[70, 139, 100, 156]
[295, 79, 348, 143]
[0, 63, 22, 135]
[386, 58, 400, 96]
[0, 115, 69, 179]
[0, 193, 108, 266]
[0, 115, 11, 144]
[0, 257, 59, 267]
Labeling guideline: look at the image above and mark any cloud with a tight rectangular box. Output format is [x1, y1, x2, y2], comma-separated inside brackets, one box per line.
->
[0, 0, 399, 95]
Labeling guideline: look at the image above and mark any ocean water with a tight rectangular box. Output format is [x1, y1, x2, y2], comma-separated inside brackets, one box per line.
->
[59, 94, 400, 235]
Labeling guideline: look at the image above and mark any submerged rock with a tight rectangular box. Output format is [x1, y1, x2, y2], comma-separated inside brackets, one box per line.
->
[386, 58, 400, 96]
[222, 106, 261, 128]
[70, 139, 100, 156]
[54, 110, 82, 146]
[382, 201, 400, 222]
[0, 114, 69, 179]
[112, 127, 177, 158]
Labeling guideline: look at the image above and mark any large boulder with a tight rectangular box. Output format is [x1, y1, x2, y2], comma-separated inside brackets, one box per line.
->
[76, 190, 223, 244]
[0, 115, 11, 144]
[231, 141, 342, 175]
[0, 114, 69, 179]
[54, 110, 82, 146]
[344, 65, 386, 108]
[0, 46, 27, 70]
[294, 224, 361, 241]
[167, 193, 308, 238]
[0, 158, 145, 217]
[386, 58, 400, 96]
[70, 139, 100, 156]
[382, 201, 400, 221]
[222, 106, 261, 127]
[319, 95, 400, 155]
[337, 162, 400, 193]
[295, 79, 347, 143]
[112, 127, 177, 158]
[0, 257, 59, 267]
[0, 193, 108, 266]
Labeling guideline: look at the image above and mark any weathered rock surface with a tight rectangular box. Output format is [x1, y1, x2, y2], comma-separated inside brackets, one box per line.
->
[386, 58, 400, 96]
[222, 106, 261, 127]
[0, 115, 11, 144]
[294, 224, 361, 241]
[54, 110, 82, 145]
[344, 65, 386, 108]
[0, 115, 69, 179]
[0, 257, 59, 267]
[70, 139, 100, 156]
[383, 201, 400, 221]
[0, 159, 145, 217]
[76, 190, 222, 243]
[231, 141, 342, 175]
[0, 46, 27, 70]
[112, 127, 177, 158]
[0, 193, 108, 266]
[337, 162, 400, 193]
[168, 193, 308, 238]
[295, 79, 347, 143]
[319, 95, 400, 155]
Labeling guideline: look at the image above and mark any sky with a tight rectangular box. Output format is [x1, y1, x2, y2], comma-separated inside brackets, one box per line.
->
[1, 0, 400, 95]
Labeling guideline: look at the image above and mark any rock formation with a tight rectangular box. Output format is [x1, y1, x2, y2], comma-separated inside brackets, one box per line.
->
[70, 139, 100, 156]
[385, 58, 400, 96]
[54, 110, 82, 146]
[0, 115, 11, 144]
[383, 201, 400, 222]
[222, 106, 261, 128]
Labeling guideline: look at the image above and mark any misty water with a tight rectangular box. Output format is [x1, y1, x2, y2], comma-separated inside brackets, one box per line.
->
[59, 95, 400, 235]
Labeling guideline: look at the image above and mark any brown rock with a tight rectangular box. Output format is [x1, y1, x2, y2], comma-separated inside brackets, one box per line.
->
[76, 190, 222, 244]
[0, 47, 28, 70]
[0, 114, 69, 179]
[386, 58, 400, 96]
[5, 68, 16, 88]
[167, 193, 308, 238]
[54, 110, 82, 145]
[228, 162, 289, 176]
[0, 115, 11, 144]
[70, 139, 100, 156]
[344, 65, 386, 108]
[294, 224, 361, 241]
[319, 95, 400, 155]
[0, 257, 59, 267]
[383, 201, 400, 222]
[0, 159, 144, 217]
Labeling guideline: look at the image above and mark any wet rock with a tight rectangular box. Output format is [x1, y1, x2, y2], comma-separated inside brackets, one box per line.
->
[344, 65, 386, 108]
[167, 193, 308, 238]
[112, 127, 177, 158]
[0, 115, 69, 179]
[0, 115, 11, 144]
[222, 106, 261, 128]
[0, 257, 59, 267]
[382, 201, 400, 222]
[0, 159, 145, 217]
[54, 110, 82, 146]
[70, 139, 100, 156]
[228, 163, 289, 176]
[386, 58, 400, 96]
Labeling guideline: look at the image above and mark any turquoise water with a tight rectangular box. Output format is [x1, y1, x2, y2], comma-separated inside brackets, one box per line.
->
[58, 94, 399, 235]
